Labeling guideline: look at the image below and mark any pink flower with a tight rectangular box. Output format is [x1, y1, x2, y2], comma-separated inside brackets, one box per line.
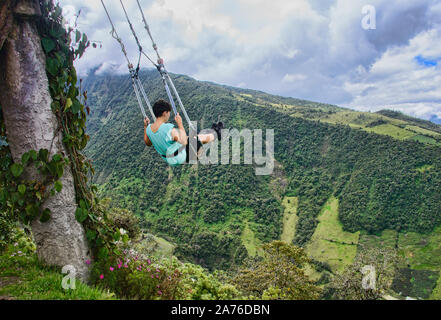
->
[124, 264, 128, 268]
[85, 259, 91, 265]
[110, 267, 114, 272]
[147, 259, 151, 265]
[156, 268, 160, 273]
[151, 275, 154, 278]
[118, 264, 122, 269]
[158, 291, 162, 295]
[147, 268, 151, 272]
[156, 274, 159, 279]
[99, 274, 104, 280]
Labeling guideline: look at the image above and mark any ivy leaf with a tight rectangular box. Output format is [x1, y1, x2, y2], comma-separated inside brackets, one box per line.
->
[42, 38, 56, 53]
[86, 229, 97, 241]
[25, 204, 39, 219]
[76, 30, 81, 43]
[40, 208, 51, 223]
[11, 163, 24, 177]
[64, 98, 72, 111]
[36, 192, 42, 201]
[21, 152, 31, 166]
[46, 161, 57, 176]
[50, 26, 64, 39]
[29, 150, 38, 161]
[75, 208, 88, 223]
[0, 189, 7, 203]
[54, 180, 63, 192]
[113, 231, 121, 242]
[52, 154, 62, 162]
[39, 149, 49, 162]
[54, 6, 62, 20]
[46, 57, 59, 76]
[71, 100, 81, 114]
[54, 52, 66, 68]
[18, 184, 26, 195]
[56, 163, 64, 178]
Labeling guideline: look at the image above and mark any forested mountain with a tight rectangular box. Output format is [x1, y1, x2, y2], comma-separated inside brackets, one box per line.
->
[82, 69, 441, 297]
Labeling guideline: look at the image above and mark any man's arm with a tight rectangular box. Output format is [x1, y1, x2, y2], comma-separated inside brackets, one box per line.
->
[171, 113, 188, 145]
[144, 117, 152, 147]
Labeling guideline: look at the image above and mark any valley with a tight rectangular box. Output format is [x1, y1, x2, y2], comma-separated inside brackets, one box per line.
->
[82, 69, 441, 299]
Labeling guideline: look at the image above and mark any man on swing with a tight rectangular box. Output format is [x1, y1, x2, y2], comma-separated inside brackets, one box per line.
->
[143, 99, 224, 166]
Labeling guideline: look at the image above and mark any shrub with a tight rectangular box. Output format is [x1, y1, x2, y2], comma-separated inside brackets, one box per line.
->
[91, 249, 182, 300]
[177, 263, 242, 300]
[107, 208, 141, 240]
[0, 210, 15, 252]
[232, 241, 322, 300]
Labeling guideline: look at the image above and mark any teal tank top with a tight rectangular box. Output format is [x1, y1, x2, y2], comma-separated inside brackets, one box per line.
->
[146, 123, 186, 166]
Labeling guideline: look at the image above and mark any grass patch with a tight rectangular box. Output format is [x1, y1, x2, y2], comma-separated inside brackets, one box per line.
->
[132, 233, 176, 259]
[357, 229, 398, 253]
[405, 125, 441, 138]
[391, 268, 439, 299]
[0, 248, 115, 300]
[303, 263, 323, 283]
[241, 221, 263, 257]
[321, 111, 380, 127]
[280, 197, 299, 244]
[409, 134, 440, 146]
[430, 272, 441, 300]
[359, 228, 441, 299]
[364, 124, 415, 140]
[416, 164, 434, 173]
[305, 197, 359, 273]
[398, 226, 441, 271]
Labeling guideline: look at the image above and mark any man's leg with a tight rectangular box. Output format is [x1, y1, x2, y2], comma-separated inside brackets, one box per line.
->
[197, 133, 215, 144]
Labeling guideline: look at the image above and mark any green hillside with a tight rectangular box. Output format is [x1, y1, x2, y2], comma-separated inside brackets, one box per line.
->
[82, 69, 441, 297]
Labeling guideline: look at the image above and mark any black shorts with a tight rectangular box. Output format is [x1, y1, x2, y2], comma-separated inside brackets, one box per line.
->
[185, 135, 203, 163]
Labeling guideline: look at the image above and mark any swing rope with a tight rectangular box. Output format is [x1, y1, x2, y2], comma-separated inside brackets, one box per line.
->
[101, 0, 200, 160]
[101, 0, 156, 121]
[128, 0, 197, 131]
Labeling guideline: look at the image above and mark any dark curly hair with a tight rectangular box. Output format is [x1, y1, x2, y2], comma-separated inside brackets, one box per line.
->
[153, 99, 172, 118]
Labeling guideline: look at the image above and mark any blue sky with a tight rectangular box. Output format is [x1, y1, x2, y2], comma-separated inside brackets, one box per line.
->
[60, 0, 441, 122]
[415, 55, 439, 67]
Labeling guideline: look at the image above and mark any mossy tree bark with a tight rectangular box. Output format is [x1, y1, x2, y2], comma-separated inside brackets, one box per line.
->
[0, 0, 90, 282]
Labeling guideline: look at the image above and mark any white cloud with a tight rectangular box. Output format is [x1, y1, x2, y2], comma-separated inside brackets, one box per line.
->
[282, 74, 307, 83]
[345, 27, 441, 119]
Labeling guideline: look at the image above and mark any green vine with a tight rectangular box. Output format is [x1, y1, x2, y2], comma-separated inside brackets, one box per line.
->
[0, 148, 67, 224]
[0, 0, 122, 260]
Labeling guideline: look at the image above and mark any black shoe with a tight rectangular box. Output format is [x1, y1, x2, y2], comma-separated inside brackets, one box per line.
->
[211, 122, 224, 139]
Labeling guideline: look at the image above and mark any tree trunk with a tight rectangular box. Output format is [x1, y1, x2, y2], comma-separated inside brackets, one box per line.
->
[0, 0, 90, 282]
